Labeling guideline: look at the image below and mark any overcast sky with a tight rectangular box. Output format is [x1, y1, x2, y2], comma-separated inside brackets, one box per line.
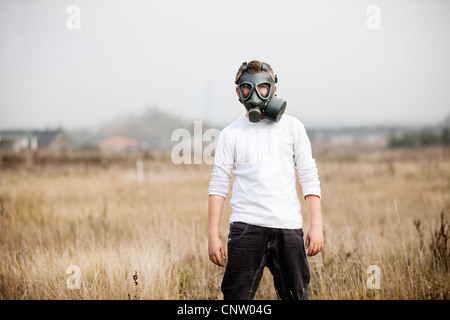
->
[0, 0, 449, 130]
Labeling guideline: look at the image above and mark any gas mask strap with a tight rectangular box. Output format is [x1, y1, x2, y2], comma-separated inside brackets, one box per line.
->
[261, 62, 267, 72]
[235, 62, 249, 85]
[261, 62, 276, 83]
[241, 62, 248, 74]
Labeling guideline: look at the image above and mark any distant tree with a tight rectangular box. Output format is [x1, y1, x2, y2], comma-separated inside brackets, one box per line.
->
[387, 132, 400, 148]
[419, 129, 439, 146]
[402, 132, 421, 147]
[444, 113, 450, 128]
[442, 127, 450, 146]
[388, 131, 416, 148]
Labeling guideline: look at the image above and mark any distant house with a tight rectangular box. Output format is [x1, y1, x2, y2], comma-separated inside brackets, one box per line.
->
[0, 130, 38, 152]
[0, 129, 72, 153]
[98, 136, 138, 153]
[36, 130, 72, 152]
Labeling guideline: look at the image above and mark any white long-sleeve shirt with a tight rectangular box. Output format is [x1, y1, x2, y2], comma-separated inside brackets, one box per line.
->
[208, 114, 321, 229]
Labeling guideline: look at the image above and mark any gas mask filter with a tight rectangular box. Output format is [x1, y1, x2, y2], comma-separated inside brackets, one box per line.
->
[236, 62, 287, 123]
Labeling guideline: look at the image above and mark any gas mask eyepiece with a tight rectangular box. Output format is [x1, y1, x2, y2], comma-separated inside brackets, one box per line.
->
[235, 62, 287, 123]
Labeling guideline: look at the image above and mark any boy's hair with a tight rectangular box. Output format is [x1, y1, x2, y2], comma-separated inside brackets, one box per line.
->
[235, 60, 276, 84]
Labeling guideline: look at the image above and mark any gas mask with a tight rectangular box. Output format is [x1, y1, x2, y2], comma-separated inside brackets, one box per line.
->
[235, 62, 287, 123]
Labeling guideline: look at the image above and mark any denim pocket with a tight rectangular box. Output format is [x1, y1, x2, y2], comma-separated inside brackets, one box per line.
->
[228, 222, 249, 241]
[288, 228, 304, 241]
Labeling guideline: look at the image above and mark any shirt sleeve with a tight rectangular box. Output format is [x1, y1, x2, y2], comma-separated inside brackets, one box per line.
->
[208, 130, 234, 198]
[292, 120, 321, 199]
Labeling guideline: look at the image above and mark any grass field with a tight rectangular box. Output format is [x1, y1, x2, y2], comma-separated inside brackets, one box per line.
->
[0, 147, 449, 299]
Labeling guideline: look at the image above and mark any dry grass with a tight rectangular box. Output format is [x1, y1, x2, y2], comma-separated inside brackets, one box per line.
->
[0, 147, 449, 300]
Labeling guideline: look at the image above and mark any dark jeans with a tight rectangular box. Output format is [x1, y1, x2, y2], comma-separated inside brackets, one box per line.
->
[221, 222, 310, 300]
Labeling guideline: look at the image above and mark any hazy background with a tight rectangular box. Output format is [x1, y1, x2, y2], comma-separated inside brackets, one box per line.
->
[1, 0, 449, 131]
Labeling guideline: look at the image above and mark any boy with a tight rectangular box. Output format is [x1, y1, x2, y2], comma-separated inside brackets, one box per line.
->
[208, 60, 323, 300]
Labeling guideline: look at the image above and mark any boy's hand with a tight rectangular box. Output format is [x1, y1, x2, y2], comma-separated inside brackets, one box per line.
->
[208, 236, 226, 267]
[305, 225, 323, 257]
